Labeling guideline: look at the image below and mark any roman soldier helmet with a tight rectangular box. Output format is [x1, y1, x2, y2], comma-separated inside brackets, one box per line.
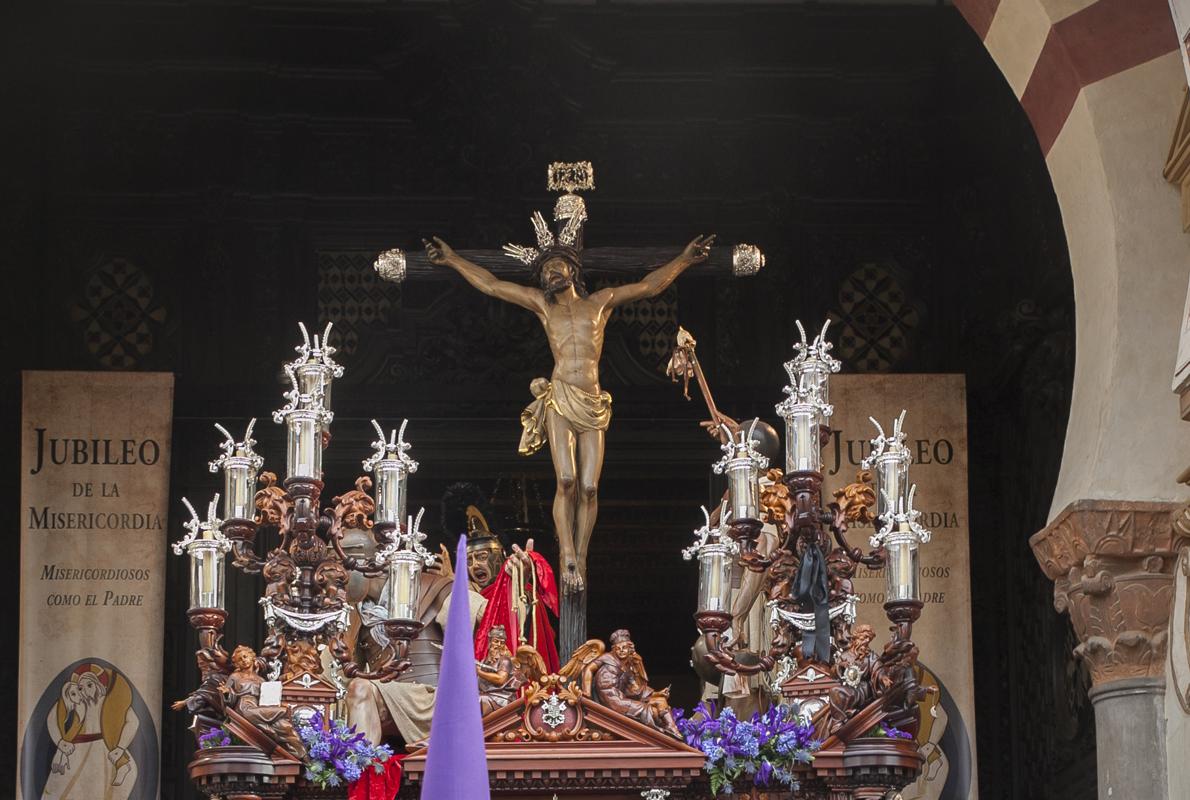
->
[442, 481, 504, 556]
[465, 505, 502, 558]
[609, 629, 633, 645]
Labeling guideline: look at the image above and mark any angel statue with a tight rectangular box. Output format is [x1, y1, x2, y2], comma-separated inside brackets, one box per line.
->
[561, 629, 681, 738]
[403, 163, 713, 596]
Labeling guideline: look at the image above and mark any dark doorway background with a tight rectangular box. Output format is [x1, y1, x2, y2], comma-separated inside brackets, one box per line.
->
[2, 1, 1090, 798]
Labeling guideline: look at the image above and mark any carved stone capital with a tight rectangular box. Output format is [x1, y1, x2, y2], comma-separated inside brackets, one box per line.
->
[1030, 500, 1187, 686]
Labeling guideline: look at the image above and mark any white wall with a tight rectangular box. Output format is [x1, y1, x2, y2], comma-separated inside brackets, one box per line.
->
[1045, 52, 1190, 516]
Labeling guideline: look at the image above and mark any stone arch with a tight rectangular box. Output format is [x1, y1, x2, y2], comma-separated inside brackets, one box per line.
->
[954, 3, 1190, 797]
[954, 0, 1190, 516]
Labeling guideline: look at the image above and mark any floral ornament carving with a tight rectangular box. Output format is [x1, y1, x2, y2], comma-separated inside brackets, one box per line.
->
[319, 250, 394, 356]
[331, 476, 376, 532]
[1030, 500, 1188, 686]
[71, 257, 168, 368]
[254, 472, 290, 528]
[760, 468, 792, 531]
[829, 263, 920, 373]
[833, 470, 877, 527]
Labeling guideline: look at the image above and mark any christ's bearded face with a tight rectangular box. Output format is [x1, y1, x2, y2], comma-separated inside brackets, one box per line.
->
[78, 674, 105, 705]
[539, 258, 574, 293]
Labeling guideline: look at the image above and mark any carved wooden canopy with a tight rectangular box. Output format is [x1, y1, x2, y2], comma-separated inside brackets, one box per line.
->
[399, 687, 706, 798]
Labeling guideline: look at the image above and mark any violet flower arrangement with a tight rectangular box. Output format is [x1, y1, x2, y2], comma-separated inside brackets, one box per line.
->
[675, 701, 820, 796]
[295, 710, 393, 789]
[197, 726, 232, 749]
[869, 722, 914, 741]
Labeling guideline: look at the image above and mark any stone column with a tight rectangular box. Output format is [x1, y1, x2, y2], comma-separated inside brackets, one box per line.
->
[1031, 500, 1185, 800]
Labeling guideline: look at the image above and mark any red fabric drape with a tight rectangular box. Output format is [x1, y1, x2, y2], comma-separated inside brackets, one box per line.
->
[474, 551, 559, 672]
[347, 753, 404, 800]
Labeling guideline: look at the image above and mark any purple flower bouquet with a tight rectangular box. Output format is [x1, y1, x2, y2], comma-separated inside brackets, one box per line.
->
[197, 726, 232, 749]
[675, 702, 820, 797]
[867, 722, 915, 741]
[295, 710, 394, 789]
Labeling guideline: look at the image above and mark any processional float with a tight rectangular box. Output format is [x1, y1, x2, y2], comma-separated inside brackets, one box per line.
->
[171, 168, 938, 800]
[173, 323, 435, 798]
[674, 320, 935, 798]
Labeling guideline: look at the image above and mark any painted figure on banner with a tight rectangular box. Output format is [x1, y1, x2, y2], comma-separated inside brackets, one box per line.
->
[403, 163, 713, 593]
[39, 663, 139, 800]
[911, 664, 950, 797]
[896, 662, 972, 800]
[440, 482, 560, 673]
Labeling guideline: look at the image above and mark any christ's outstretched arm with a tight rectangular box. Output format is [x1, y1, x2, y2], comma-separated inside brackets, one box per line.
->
[423, 237, 545, 312]
[594, 234, 715, 308]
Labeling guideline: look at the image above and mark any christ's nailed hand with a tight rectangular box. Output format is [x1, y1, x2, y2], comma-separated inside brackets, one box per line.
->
[681, 234, 716, 264]
[423, 236, 455, 265]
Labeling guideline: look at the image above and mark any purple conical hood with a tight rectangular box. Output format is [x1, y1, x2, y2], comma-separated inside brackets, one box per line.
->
[420, 534, 491, 799]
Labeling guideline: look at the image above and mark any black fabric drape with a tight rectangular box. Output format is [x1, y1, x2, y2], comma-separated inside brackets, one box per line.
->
[794, 541, 831, 663]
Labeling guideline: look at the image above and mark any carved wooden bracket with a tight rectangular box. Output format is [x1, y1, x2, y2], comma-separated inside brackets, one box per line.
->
[1030, 500, 1187, 687]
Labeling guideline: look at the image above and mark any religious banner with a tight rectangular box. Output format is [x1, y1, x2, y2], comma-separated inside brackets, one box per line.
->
[17, 371, 174, 800]
[823, 374, 977, 800]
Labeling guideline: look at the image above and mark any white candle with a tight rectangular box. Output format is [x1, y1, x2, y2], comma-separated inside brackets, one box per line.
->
[697, 544, 734, 613]
[385, 553, 422, 621]
[784, 405, 822, 473]
[286, 410, 321, 479]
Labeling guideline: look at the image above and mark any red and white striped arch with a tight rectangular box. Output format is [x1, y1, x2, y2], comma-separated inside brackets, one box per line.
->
[955, 0, 1180, 154]
[949, 8, 1190, 794]
[948, 0, 1190, 524]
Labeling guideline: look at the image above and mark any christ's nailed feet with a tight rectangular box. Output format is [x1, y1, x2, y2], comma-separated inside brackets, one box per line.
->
[562, 557, 585, 594]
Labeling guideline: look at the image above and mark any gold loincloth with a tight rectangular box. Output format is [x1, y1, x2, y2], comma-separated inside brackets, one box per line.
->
[519, 378, 612, 456]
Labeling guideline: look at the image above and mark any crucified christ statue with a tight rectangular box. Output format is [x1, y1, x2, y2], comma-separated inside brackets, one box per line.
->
[423, 231, 713, 594]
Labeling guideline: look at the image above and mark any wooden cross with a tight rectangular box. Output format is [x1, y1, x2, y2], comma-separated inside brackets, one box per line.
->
[397, 246, 741, 278]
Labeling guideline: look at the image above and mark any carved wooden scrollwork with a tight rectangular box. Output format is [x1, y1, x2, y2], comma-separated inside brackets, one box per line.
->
[254, 471, 289, 527]
[331, 476, 375, 532]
